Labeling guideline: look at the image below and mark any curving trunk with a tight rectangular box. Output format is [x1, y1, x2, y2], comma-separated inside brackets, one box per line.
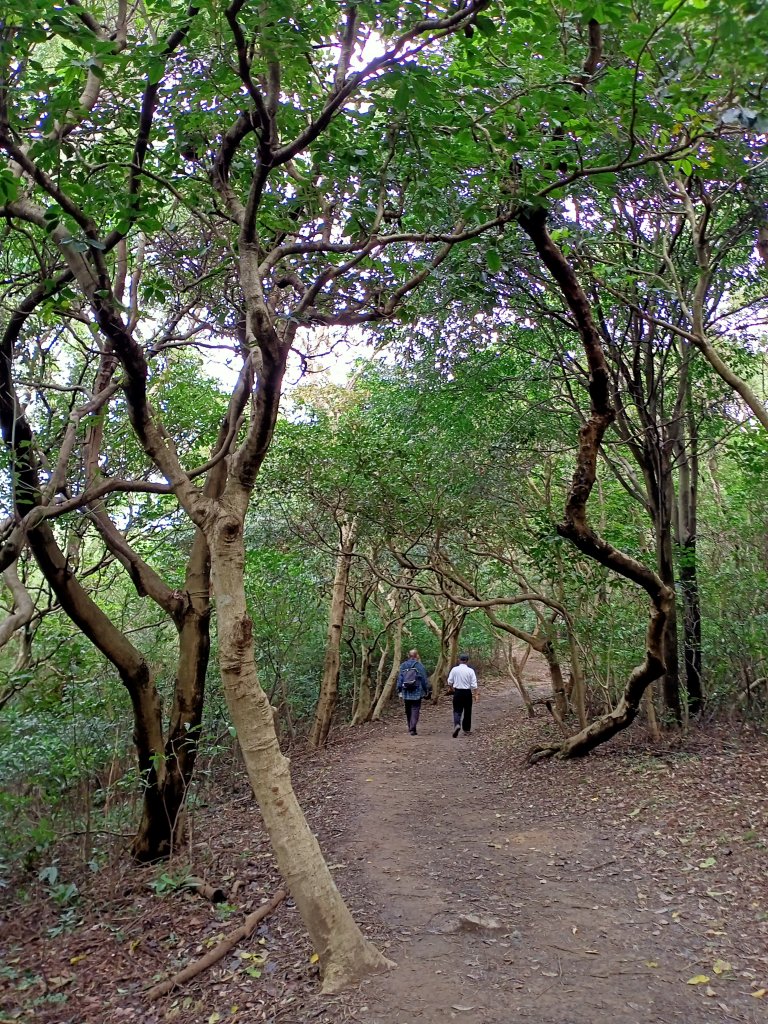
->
[519, 209, 673, 762]
[24, 523, 173, 855]
[132, 529, 211, 860]
[209, 506, 392, 991]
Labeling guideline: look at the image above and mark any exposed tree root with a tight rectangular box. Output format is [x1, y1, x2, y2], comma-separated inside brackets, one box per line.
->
[146, 889, 286, 1001]
[526, 744, 562, 765]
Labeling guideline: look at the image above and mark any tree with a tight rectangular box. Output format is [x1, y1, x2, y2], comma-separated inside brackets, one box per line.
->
[0, 0, 507, 989]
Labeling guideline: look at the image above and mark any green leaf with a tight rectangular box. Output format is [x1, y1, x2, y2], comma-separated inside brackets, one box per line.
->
[485, 247, 502, 273]
[393, 81, 410, 112]
[474, 15, 498, 36]
[0, 170, 20, 204]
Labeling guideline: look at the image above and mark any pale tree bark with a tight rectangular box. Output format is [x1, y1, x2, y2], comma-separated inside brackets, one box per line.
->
[643, 685, 662, 742]
[0, 562, 34, 649]
[372, 641, 389, 705]
[309, 516, 359, 748]
[350, 643, 374, 726]
[0, 561, 35, 709]
[503, 637, 536, 717]
[429, 609, 464, 699]
[371, 617, 403, 720]
[369, 577, 411, 718]
[349, 579, 380, 726]
[208, 497, 392, 991]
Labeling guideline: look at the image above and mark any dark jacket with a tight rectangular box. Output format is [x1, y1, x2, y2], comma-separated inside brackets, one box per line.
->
[397, 658, 431, 700]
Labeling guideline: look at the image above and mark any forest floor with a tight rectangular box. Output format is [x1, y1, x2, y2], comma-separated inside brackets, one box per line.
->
[2, 659, 768, 1024]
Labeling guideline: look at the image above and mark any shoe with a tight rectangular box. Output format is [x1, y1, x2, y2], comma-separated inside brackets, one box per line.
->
[452, 725, 460, 738]
[463, 730, 471, 736]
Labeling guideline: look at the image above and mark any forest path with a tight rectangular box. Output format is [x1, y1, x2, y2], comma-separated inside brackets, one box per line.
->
[333, 661, 758, 1024]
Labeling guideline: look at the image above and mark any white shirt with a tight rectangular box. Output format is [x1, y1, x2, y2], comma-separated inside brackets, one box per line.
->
[448, 664, 477, 690]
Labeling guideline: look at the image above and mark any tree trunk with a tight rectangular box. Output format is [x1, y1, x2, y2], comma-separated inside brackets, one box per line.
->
[519, 210, 673, 762]
[208, 506, 393, 991]
[371, 620, 403, 720]
[656, 457, 682, 723]
[429, 608, 464, 700]
[25, 523, 177, 856]
[676, 403, 703, 715]
[309, 517, 358, 748]
[350, 645, 373, 725]
[542, 638, 569, 719]
[504, 639, 536, 717]
[132, 528, 211, 860]
[566, 631, 587, 729]
[372, 642, 389, 704]
[679, 536, 702, 714]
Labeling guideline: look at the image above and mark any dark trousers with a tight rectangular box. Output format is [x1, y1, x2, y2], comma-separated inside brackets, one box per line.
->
[452, 689, 473, 732]
[404, 699, 421, 732]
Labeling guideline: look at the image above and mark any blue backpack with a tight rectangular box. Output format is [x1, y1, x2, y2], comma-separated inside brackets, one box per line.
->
[402, 664, 420, 695]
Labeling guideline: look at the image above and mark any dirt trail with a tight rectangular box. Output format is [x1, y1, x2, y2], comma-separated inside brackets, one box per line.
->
[334, 667, 763, 1024]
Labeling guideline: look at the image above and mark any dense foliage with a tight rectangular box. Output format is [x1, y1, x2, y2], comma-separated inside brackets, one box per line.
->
[1, 0, 767, 874]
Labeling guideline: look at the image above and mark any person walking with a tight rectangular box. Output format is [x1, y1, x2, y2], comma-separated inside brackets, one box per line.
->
[447, 653, 478, 737]
[396, 649, 431, 735]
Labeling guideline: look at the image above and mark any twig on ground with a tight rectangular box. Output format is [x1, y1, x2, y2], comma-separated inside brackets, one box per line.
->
[146, 888, 287, 1001]
[182, 875, 227, 904]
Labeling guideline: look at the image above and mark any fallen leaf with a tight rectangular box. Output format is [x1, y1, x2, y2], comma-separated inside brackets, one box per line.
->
[451, 1006, 476, 1012]
[752, 989, 767, 999]
[207, 1014, 222, 1024]
[705, 987, 717, 998]
[687, 975, 710, 985]
[48, 976, 73, 989]
[699, 857, 717, 869]
[241, 952, 267, 965]
[310, 953, 319, 964]
[712, 959, 732, 975]
[70, 954, 88, 964]
[646, 961, 659, 969]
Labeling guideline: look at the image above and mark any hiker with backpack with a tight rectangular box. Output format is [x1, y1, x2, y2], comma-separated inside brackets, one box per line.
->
[397, 649, 432, 735]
